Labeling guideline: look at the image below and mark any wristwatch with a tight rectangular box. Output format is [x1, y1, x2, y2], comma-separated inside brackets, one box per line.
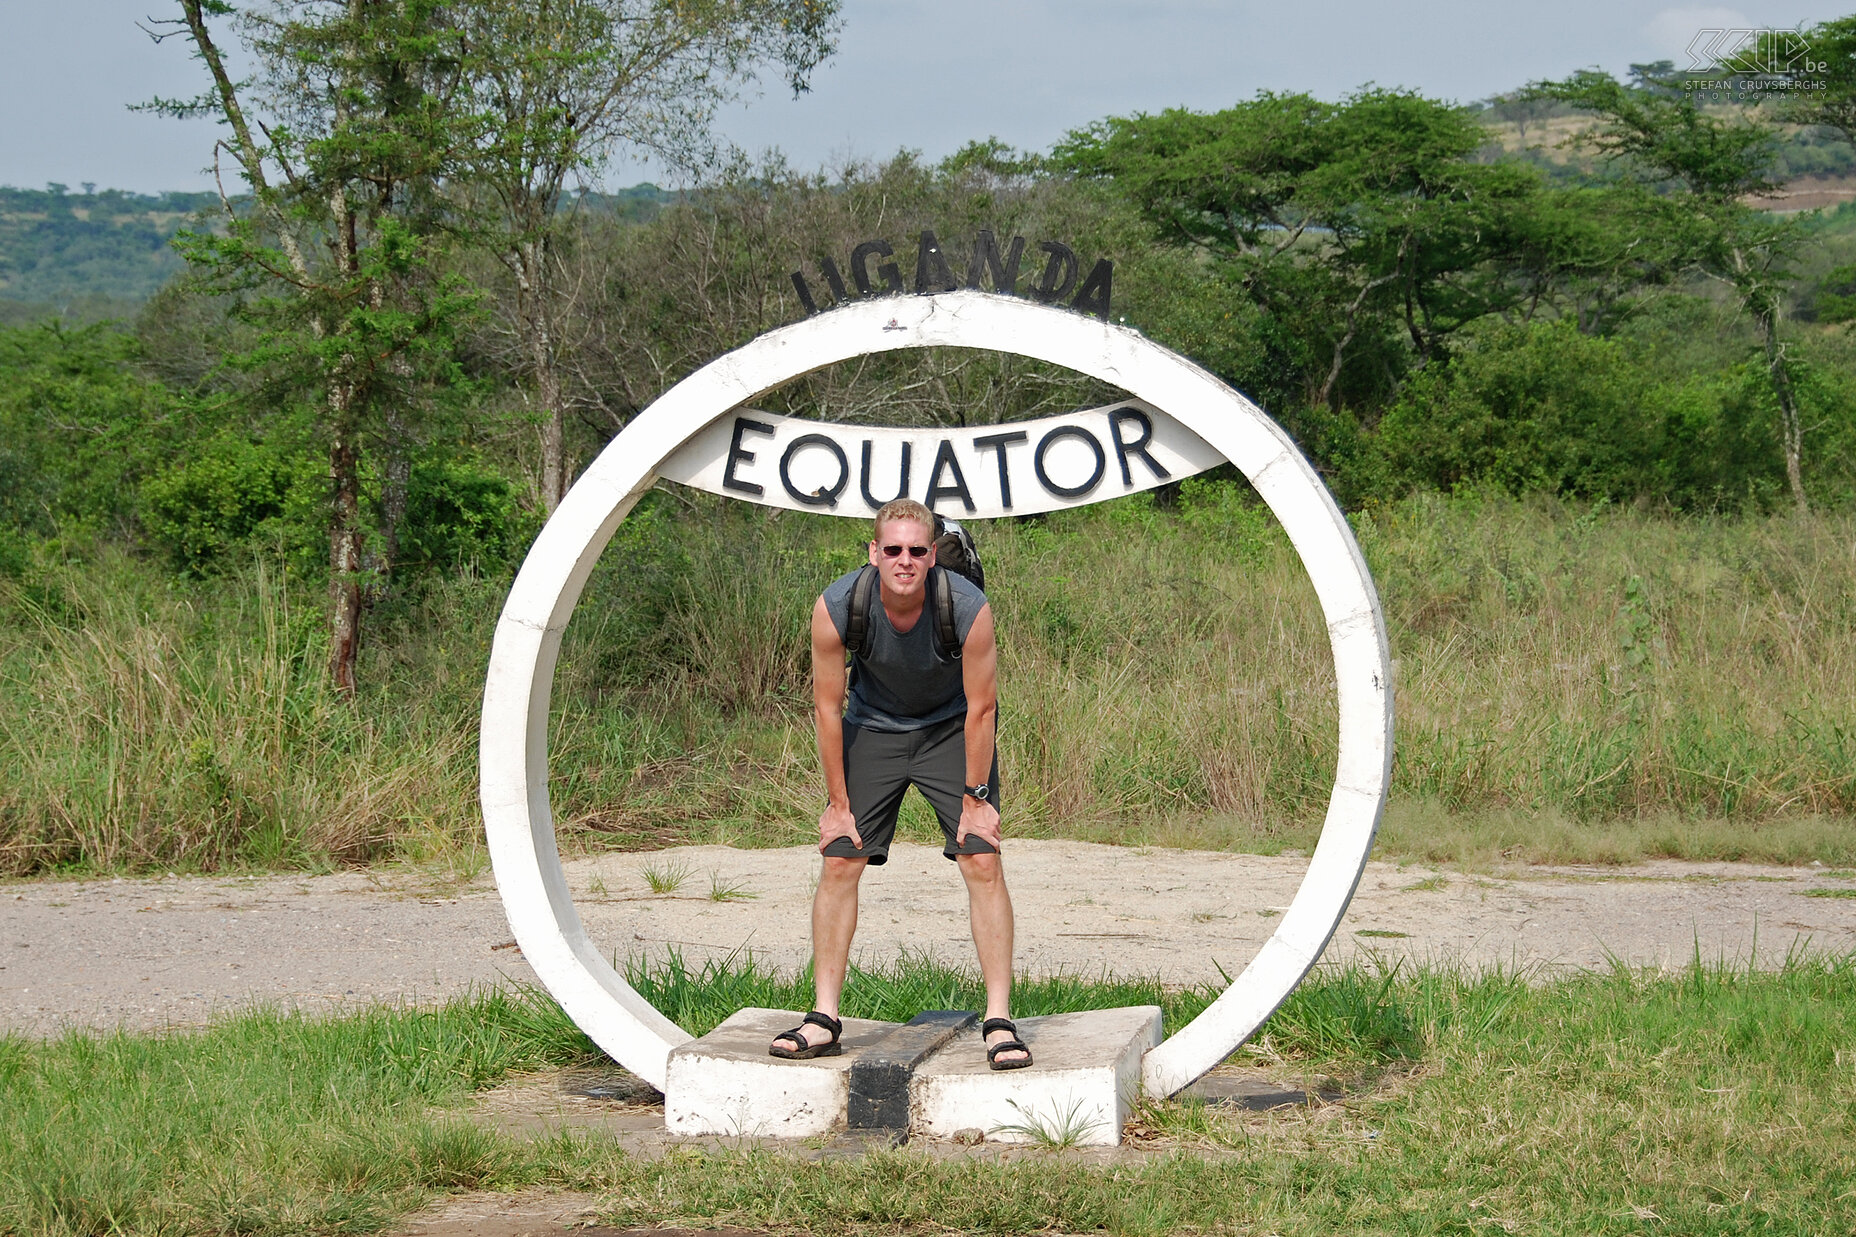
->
[963, 783, 991, 803]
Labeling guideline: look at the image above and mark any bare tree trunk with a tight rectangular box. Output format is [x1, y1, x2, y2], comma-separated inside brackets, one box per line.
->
[1756, 305, 1809, 513]
[378, 403, 411, 576]
[536, 309, 566, 510]
[1319, 271, 1400, 409]
[327, 411, 364, 696]
[515, 236, 569, 512]
[327, 175, 365, 694]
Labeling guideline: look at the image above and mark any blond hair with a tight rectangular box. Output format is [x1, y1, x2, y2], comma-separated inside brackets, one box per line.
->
[872, 498, 934, 540]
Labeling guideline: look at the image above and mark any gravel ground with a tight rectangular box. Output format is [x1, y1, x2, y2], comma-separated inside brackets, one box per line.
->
[5, 840, 1855, 1037]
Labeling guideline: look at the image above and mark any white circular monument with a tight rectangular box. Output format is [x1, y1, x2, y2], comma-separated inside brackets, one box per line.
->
[479, 289, 1393, 1097]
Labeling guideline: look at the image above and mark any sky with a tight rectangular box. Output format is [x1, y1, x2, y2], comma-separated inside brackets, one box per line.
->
[0, 0, 1846, 195]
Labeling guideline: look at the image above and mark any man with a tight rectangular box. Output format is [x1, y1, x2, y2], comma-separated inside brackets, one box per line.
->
[767, 498, 1030, 1069]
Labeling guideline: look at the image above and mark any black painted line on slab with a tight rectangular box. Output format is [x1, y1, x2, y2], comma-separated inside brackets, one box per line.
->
[847, 1009, 978, 1131]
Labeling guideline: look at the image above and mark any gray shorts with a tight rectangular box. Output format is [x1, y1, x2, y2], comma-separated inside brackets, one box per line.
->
[823, 714, 1001, 866]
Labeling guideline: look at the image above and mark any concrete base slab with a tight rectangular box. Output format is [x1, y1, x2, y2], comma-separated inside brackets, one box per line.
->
[663, 1007, 900, 1138]
[910, 1007, 1163, 1147]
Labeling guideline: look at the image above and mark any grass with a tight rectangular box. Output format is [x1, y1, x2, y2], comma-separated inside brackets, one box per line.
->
[0, 557, 485, 875]
[619, 949, 1220, 1042]
[639, 859, 692, 893]
[990, 1095, 1106, 1148]
[583, 951, 1856, 1235]
[705, 872, 756, 901]
[3, 489, 1854, 875]
[4, 952, 1855, 1235]
[0, 986, 598, 1237]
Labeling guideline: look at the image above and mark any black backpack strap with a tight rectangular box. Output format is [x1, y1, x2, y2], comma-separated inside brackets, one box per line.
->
[844, 564, 879, 656]
[931, 566, 960, 660]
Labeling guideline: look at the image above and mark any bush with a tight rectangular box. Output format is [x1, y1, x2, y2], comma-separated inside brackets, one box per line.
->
[1800, 261, 1856, 324]
[0, 526, 29, 579]
[0, 441, 52, 537]
[1378, 319, 1652, 499]
[399, 458, 530, 576]
[1647, 367, 1786, 510]
[140, 435, 318, 574]
[0, 322, 189, 539]
[1373, 316, 1856, 510]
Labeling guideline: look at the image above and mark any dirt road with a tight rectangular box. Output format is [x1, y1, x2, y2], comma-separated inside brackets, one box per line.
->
[5, 840, 1854, 1036]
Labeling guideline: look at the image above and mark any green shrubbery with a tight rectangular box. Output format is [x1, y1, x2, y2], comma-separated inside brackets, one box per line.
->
[400, 459, 532, 577]
[1380, 320, 1653, 498]
[0, 323, 530, 583]
[140, 435, 316, 573]
[0, 323, 188, 540]
[1368, 315, 1856, 510]
[8, 306, 1853, 596]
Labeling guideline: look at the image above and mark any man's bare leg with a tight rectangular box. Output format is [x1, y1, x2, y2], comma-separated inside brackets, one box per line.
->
[957, 851, 1027, 1064]
[778, 854, 867, 1051]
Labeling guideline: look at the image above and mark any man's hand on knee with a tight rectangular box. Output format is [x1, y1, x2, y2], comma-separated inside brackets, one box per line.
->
[818, 801, 863, 853]
[956, 801, 1001, 851]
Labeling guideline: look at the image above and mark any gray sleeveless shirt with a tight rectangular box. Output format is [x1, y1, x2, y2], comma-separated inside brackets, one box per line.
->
[820, 567, 988, 732]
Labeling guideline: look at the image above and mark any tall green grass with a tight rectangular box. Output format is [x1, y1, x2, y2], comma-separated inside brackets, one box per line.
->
[2, 489, 1852, 874]
[0, 558, 489, 873]
[1364, 493, 1856, 821]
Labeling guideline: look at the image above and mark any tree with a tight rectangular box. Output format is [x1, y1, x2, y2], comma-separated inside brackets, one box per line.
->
[457, 0, 841, 511]
[146, 0, 481, 691]
[1377, 318, 1654, 499]
[1528, 68, 1811, 511]
[1483, 89, 1563, 148]
[1052, 90, 1547, 414]
[522, 150, 1125, 442]
[1500, 181, 1695, 335]
[1765, 17, 1856, 146]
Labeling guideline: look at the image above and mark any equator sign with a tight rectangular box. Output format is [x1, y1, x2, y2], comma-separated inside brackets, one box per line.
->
[479, 289, 1393, 1100]
[658, 400, 1224, 518]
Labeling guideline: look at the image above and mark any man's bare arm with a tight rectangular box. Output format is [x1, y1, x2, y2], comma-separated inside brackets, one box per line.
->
[957, 604, 1002, 848]
[812, 597, 862, 850]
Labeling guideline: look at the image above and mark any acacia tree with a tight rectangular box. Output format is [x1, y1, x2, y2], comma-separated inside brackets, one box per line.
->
[1500, 181, 1697, 335]
[148, 0, 479, 691]
[1052, 90, 1547, 413]
[1765, 17, 1856, 144]
[1529, 69, 1811, 511]
[458, 0, 841, 510]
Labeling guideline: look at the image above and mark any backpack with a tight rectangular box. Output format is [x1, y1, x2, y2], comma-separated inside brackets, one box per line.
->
[845, 516, 984, 661]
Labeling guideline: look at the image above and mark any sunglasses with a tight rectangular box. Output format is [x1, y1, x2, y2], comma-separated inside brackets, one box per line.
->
[879, 544, 931, 559]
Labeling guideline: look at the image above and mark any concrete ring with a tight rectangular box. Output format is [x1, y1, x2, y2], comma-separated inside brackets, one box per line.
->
[479, 290, 1393, 1095]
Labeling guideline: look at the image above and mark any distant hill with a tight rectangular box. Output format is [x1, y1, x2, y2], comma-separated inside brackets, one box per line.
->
[0, 182, 676, 322]
[569, 183, 677, 223]
[0, 185, 218, 309]
[1476, 96, 1856, 188]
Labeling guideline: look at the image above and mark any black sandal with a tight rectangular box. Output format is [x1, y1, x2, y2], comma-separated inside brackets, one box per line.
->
[983, 1017, 1033, 1070]
[769, 1010, 843, 1060]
